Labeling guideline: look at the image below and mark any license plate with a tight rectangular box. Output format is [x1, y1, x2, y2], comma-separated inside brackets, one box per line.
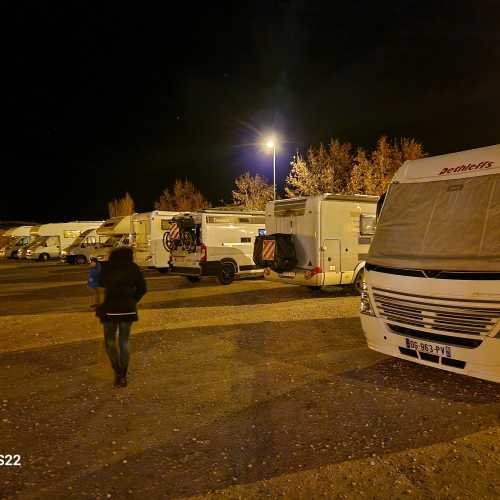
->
[405, 337, 452, 358]
[279, 271, 296, 278]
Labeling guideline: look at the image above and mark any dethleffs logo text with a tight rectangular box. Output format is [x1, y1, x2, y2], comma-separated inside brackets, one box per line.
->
[439, 161, 495, 175]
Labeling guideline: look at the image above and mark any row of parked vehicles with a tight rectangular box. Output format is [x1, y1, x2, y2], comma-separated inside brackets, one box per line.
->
[0, 197, 377, 289]
[1, 144, 499, 383]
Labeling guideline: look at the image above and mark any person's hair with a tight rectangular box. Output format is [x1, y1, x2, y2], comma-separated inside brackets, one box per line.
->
[108, 247, 134, 264]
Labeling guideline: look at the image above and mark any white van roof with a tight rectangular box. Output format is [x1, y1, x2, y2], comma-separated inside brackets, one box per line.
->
[394, 144, 500, 183]
[97, 215, 132, 235]
[133, 211, 179, 221]
[202, 209, 264, 216]
[9, 225, 35, 237]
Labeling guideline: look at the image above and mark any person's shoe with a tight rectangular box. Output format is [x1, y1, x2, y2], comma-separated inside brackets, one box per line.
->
[118, 376, 128, 388]
[113, 373, 122, 387]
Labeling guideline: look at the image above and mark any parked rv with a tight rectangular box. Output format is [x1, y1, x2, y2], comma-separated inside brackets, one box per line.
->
[361, 144, 500, 383]
[0, 226, 36, 258]
[25, 222, 103, 261]
[61, 228, 105, 264]
[89, 215, 133, 262]
[131, 211, 179, 269]
[258, 194, 378, 291]
[168, 210, 266, 284]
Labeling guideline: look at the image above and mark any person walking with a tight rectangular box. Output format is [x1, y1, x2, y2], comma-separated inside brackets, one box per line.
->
[96, 247, 147, 387]
[87, 257, 102, 308]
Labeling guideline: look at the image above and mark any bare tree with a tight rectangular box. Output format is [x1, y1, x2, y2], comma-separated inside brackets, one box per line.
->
[348, 148, 371, 194]
[108, 192, 135, 217]
[286, 136, 426, 197]
[155, 179, 210, 211]
[285, 153, 318, 197]
[232, 173, 274, 210]
[154, 188, 175, 211]
[361, 136, 427, 195]
[285, 139, 354, 197]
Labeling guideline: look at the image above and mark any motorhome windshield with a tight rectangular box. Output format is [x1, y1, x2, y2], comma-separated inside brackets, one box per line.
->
[368, 173, 500, 272]
[16, 236, 30, 246]
[37, 236, 49, 245]
[102, 235, 122, 247]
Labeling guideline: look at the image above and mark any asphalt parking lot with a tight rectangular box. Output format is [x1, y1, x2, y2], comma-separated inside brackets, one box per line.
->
[0, 261, 499, 499]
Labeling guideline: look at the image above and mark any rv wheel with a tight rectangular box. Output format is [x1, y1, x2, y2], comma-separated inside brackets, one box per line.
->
[353, 269, 365, 295]
[75, 255, 87, 265]
[216, 262, 235, 285]
[39, 253, 49, 262]
[186, 276, 201, 283]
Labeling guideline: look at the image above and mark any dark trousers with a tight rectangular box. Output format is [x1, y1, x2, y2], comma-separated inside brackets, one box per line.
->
[103, 321, 132, 376]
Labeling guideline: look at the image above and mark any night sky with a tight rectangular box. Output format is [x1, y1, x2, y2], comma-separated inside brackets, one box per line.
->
[5, 1, 500, 222]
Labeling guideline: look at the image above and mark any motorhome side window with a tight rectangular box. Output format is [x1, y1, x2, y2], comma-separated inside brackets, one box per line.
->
[64, 230, 81, 239]
[207, 216, 237, 224]
[360, 214, 376, 235]
[252, 217, 266, 224]
[46, 236, 59, 245]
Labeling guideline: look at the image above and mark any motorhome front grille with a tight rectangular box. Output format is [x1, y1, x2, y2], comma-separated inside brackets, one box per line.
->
[372, 288, 500, 337]
[273, 199, 307, 216]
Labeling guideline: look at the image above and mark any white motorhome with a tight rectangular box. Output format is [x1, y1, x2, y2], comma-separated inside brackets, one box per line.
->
[262, 194, 378, 291]
[17, 226, 43, 259]
[0, 228, 15, 248]
[131, 211, 179, 269]
[361, 144, 500, 383]
[169, 210, 266, 284]
[61, 228, 106, 264]
[0, 225, 36, 258]
[25, 222, 103, 261]
[89, 215, 133, 262]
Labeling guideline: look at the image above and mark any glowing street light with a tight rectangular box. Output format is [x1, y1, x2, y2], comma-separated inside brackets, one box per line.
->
[266, 138, 277, 200]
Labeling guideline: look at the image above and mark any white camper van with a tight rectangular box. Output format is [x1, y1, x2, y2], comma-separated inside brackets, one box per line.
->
[61, 228, 105, 264]
[0, 225, 36, 258]
[17, 226, 44, 259]
[168, 210, 266, 284]
[262, 194, 378, 291]
[25, 222, 103, 261]
[131, 211, 179, 269]
[361, 144, 500, 383]
[90, 215, 133, 262]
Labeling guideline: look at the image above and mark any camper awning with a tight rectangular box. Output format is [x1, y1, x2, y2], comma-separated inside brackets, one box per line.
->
[368, 173, 500, 272]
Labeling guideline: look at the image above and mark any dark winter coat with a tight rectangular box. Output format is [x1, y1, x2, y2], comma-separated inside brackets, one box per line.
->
[96, 248, 147, 323]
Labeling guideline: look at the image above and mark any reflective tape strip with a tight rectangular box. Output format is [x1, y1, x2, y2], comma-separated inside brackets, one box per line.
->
[169, 224, 180, 240]
[262, 240, 276, 260]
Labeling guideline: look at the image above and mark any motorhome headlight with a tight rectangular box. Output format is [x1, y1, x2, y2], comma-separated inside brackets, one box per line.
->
[26, 249, 32, 255]
[360, 281, 375, 316]
[61, 250, 67, 257]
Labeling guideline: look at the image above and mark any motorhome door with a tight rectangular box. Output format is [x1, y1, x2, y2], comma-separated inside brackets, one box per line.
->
[322, 239, 341, 285]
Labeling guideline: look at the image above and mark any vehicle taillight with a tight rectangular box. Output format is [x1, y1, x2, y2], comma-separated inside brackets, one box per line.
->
[200, 244, 207, 262]
[304, 266, 322, 279]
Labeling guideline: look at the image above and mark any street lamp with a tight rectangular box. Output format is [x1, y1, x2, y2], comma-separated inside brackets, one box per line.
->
[266, 138, 276, 200]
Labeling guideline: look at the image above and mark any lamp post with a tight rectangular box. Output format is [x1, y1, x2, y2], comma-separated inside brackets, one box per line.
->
[266, 139, 276, 200]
